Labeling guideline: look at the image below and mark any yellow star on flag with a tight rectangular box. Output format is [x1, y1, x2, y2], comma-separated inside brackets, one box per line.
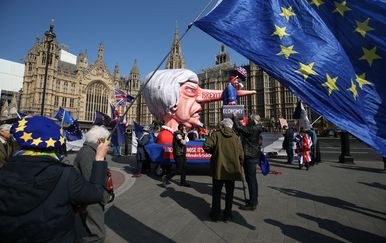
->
[310, 0, 324, 8]
[333, 1, 352, 16]
[347, 80, 358, 100]
[20, 132, 33, 142]
[15, 125, 26, 132]
[31, 137, 43, 146]
[359, 46, 382, 66]
[277, 45, 298, 59]
[295, 62, 317, 80]
[45, 138, 57, 148]
[272, 25, 290, 40]
[280, 6, 296, 21]
[355, 73, 372, 89]
[354, 18, 374, 38]
[18, 119, 28, 127]
[322, 74, 339, 95]
[59, 136, 65, 145]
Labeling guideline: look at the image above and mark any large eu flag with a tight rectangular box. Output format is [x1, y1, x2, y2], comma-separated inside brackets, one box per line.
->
[194, 0, 386, 156]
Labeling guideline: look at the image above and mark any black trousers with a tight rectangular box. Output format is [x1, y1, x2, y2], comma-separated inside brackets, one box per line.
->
[243, 158, 258, 206]
[166, 154, 187, 183]
[211, 179, 235, 217]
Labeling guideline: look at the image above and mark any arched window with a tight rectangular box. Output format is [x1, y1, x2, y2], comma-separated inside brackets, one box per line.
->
[42, 53, 46, 64]
[85, 81, 109, 121]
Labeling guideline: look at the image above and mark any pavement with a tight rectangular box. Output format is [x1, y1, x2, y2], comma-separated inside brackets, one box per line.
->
[68, 134, 386, 242]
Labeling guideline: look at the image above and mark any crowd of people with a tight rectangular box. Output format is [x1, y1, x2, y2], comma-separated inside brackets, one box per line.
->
[1, 67, 381, 242]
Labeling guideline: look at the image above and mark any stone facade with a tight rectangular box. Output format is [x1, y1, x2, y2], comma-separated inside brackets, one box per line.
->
[19, 25, 153, 125]
[198, 45, 313, 129]
[18, 24, 323, 130]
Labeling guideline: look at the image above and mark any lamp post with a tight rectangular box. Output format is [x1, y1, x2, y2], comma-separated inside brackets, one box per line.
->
[40, 20, 56, 116]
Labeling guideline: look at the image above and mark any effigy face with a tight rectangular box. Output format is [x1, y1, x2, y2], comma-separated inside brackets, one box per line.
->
[173, 82, 203, 128]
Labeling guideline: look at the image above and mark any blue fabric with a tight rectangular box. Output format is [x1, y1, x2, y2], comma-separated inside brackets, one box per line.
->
[93, 111, 111, 127]
[64, 120, 83, 141]
[145, 141, 211, 164]
[111, 123, 126, 146]
[54, 107, 74, 124]
[133, 121, 143, 139]
[258, 153, 270, 176]
[10, 116, 64, 150]
[194, 0, 386, 156]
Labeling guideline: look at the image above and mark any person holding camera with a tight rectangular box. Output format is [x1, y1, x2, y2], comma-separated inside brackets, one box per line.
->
[74, 125, 111, 243]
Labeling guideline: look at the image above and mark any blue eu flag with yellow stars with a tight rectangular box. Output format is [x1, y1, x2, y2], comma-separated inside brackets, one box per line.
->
[194, 0, 386, 156]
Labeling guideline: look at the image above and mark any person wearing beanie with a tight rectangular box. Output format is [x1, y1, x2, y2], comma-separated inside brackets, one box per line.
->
[0, 116, 109, 243]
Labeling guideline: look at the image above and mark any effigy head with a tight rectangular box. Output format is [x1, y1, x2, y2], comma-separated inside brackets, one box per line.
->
[142, 69, 223, 129]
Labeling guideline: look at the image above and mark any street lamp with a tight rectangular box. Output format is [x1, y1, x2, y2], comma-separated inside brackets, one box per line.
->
[41, 19, 56, 116]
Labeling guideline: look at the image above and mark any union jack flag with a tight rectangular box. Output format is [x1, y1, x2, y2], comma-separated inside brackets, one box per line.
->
[236, 66, 247, 78]
[114, 89, 134, 106]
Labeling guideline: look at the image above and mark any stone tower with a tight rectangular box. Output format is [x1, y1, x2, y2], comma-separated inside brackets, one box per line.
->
[165, 22, 186, 69]
[215, 44, 231, 65]
[20, 21, 60, 117]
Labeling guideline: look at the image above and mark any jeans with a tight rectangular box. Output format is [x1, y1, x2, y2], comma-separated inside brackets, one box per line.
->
[211, 179, 235, 217]
[113, 145, 121, 156]
[243, 158, 258, 206]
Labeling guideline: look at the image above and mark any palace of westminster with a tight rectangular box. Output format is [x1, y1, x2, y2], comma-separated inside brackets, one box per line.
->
[2, 24, 322, 130]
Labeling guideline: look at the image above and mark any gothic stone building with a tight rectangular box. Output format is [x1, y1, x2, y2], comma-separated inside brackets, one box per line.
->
[198, 44, 314, 129]
[20, 25, 151, 125]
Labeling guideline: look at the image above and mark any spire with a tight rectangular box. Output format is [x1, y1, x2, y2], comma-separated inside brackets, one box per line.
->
[113, 64, 120, 82]
[77, 49, 88, 69]
[97, 42, 104, 62]
[165, 22, 186, 69]
[130, 59, 139, 75]
[215, 44, 231, 65]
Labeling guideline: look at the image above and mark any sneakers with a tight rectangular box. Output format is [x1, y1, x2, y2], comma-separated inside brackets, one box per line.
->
[132, 173, 141, 178]
[239, 204, 256, 211]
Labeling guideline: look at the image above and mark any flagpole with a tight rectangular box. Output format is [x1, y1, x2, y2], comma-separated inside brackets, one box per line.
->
[107, 8, 212, 140]
[311, 115, 322, 126]
[108, 1, 216, 140]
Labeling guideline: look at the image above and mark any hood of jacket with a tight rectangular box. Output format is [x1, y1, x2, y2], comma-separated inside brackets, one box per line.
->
[220, 127, 235, 138]
[0, 155, 63, 216]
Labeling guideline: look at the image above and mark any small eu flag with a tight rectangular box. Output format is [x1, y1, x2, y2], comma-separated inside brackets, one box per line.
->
[54, 107, 74, 124]
[194, 0, 386, 156]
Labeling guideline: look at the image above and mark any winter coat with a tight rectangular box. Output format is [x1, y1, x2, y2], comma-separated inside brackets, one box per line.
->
[0, 139, 15, 168]
[74, 142, 110, 204]
[203, 127, 244, 181]
[283, 128, 294, 149]
[232, 116, 262, 159]
[0, 154, 107, 243]
[136, 133, 150, 161]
